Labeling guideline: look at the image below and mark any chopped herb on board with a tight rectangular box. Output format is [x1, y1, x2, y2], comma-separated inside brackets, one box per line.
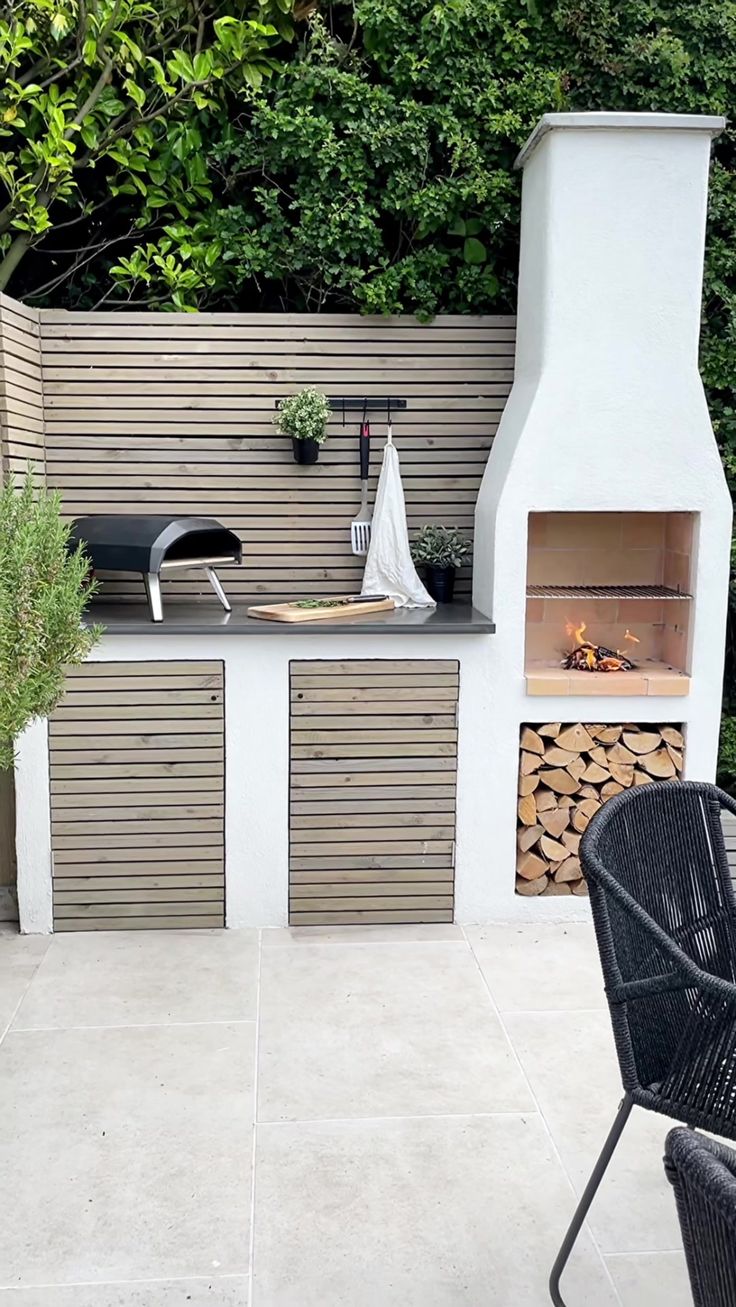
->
[293, 599, 349, 609]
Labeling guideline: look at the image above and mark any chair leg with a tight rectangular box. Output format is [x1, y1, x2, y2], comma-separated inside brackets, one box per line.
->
[549, 1092, 634, 1306]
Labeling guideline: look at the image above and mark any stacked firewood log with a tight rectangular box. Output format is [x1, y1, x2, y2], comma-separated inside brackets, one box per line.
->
[517, 722, 684, 897]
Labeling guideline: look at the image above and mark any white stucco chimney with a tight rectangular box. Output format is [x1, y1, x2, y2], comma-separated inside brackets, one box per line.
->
[468, 112, 733, 922]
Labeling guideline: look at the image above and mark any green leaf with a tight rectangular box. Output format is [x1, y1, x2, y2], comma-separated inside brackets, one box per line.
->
[463, 236, 486, 264]
[124, 79, 145, 111]
[447, 218, 465, 236]
[167, 51, 196, 83]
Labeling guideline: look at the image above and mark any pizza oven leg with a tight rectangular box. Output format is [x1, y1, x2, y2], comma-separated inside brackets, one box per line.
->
[143, 572, 164, 623]
[205, 566, 232, 613]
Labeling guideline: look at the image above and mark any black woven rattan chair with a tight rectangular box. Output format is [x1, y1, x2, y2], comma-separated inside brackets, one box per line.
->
[665, 1127, 736, 1307]
[550, 781, 736, 1307]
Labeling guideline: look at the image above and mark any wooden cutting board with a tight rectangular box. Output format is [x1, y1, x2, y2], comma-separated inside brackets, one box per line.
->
[247, 596, 396, 623]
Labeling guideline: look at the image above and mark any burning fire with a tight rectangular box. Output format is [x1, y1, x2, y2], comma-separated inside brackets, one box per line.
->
[563, 621, 640, 673]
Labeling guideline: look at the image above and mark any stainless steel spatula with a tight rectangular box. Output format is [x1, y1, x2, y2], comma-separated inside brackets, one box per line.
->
[350, 417, 372, 555]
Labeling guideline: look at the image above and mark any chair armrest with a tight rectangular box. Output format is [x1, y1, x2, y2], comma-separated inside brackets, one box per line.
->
[719, 788, 736, 821]
[591, 872, 736, 1006]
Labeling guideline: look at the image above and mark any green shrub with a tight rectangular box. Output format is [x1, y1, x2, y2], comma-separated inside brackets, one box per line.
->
[718, 714, 736, 795]
[0, 472, 103, 769]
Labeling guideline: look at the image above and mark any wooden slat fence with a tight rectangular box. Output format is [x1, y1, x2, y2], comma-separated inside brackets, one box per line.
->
[49, 660, 225, 930]
[0, 294, 44, 480]
[38, 309, 515, 601]
[289, 659, 458, 925]
[726, 811, 736, 883]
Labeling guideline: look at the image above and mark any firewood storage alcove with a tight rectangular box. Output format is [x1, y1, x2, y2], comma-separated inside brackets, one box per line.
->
[516, 721, 684, 897]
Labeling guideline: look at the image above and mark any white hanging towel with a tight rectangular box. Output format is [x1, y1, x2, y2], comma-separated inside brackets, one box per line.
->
[361, 423, 435, 608]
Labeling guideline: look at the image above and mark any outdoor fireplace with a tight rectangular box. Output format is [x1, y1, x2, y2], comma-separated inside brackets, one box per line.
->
[525, 510, 694, 694]
[471, 111, 732, 920]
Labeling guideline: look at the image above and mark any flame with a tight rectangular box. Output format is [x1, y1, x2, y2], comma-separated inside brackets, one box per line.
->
[566, 619, 587, 646]
[623, 629, 640, 645]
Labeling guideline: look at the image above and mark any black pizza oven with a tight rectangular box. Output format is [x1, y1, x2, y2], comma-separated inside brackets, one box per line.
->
[70, 515, 243, 622]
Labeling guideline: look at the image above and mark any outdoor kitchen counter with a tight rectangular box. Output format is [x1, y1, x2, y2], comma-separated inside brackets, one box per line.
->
[83, 601, 495, 634]
[16, 600, 500, 937]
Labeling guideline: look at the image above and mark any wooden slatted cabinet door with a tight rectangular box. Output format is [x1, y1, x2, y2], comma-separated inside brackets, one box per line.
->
[49, 660, 225, 930]
[289, 659, 458, 925]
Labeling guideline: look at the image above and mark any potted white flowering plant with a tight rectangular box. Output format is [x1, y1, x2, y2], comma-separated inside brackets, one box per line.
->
[275, 386, 332, 464]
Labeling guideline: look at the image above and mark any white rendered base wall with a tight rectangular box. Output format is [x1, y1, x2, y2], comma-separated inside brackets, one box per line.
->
[15, 628, 726, 931]
[13, 632, 549, 931]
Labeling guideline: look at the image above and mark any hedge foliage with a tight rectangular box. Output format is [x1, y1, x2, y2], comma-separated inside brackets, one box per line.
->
[4, 0, 735, 774]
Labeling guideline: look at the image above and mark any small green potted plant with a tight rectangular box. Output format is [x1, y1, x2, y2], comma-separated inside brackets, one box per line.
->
[410, 524, 470, 603]
[275, 386, 332, 464]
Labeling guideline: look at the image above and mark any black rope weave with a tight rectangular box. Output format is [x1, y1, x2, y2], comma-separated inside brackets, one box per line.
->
[581, 781, 736, 1137]
[665, 1128, 736, 1307]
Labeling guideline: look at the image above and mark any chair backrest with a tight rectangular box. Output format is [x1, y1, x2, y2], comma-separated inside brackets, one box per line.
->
[665, 1127, 736, 1307]
[581, 782, 736, 1096]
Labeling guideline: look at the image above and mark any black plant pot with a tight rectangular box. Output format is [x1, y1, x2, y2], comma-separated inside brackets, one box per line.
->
[423, 564, 456, 603]
[292, 436, 320, 465]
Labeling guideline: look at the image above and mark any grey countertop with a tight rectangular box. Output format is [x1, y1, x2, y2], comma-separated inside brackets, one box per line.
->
[85, 601, 495, 635]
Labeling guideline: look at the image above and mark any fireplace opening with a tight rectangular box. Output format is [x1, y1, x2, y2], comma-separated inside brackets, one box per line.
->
[525, 512, 694, 695]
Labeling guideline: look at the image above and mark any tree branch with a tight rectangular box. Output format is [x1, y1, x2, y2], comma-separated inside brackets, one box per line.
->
[23, 228, 137, 299]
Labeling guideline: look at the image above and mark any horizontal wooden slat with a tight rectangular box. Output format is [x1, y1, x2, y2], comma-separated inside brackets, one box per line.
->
[52, 802, 223, 820]
[289, 895, 453, 911]
[293, 746, 457, 762]
[53, 830, 222, 849]
[50, 720, 223, 737]
[291, 704, 456, 720]
[289, 910, 452, 925]
[49, 659, 225, 932]
[289, 786, 456, 806]
[291, 883, 452, 904]
[51, 763, 224, 780]
[57, 875, 224, 890]
[55, 888, 224, 904]
[52, 775, 223, 794]
[54, 915, 225, 930]
[290, 853, 452, 870]
[52, 817, 222, 836]
[292, 825, 454, 844]
[65, 661, 223, 677]
[295, 661, 459, 675]
[291, 721, 457, 742]
[291, 840, 454, 857]
[289, 868, 452, 884]
[52, 703, 222, 720]
[291, 811, 454, 829]
[53, 901, 221, 918]
[53, 859, 223, 877]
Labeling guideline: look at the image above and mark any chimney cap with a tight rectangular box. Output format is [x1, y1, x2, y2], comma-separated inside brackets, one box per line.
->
[515, 111, 726, 170]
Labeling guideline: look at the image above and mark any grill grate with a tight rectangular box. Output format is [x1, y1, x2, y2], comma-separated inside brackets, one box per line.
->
[527, 584, 692, 600]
